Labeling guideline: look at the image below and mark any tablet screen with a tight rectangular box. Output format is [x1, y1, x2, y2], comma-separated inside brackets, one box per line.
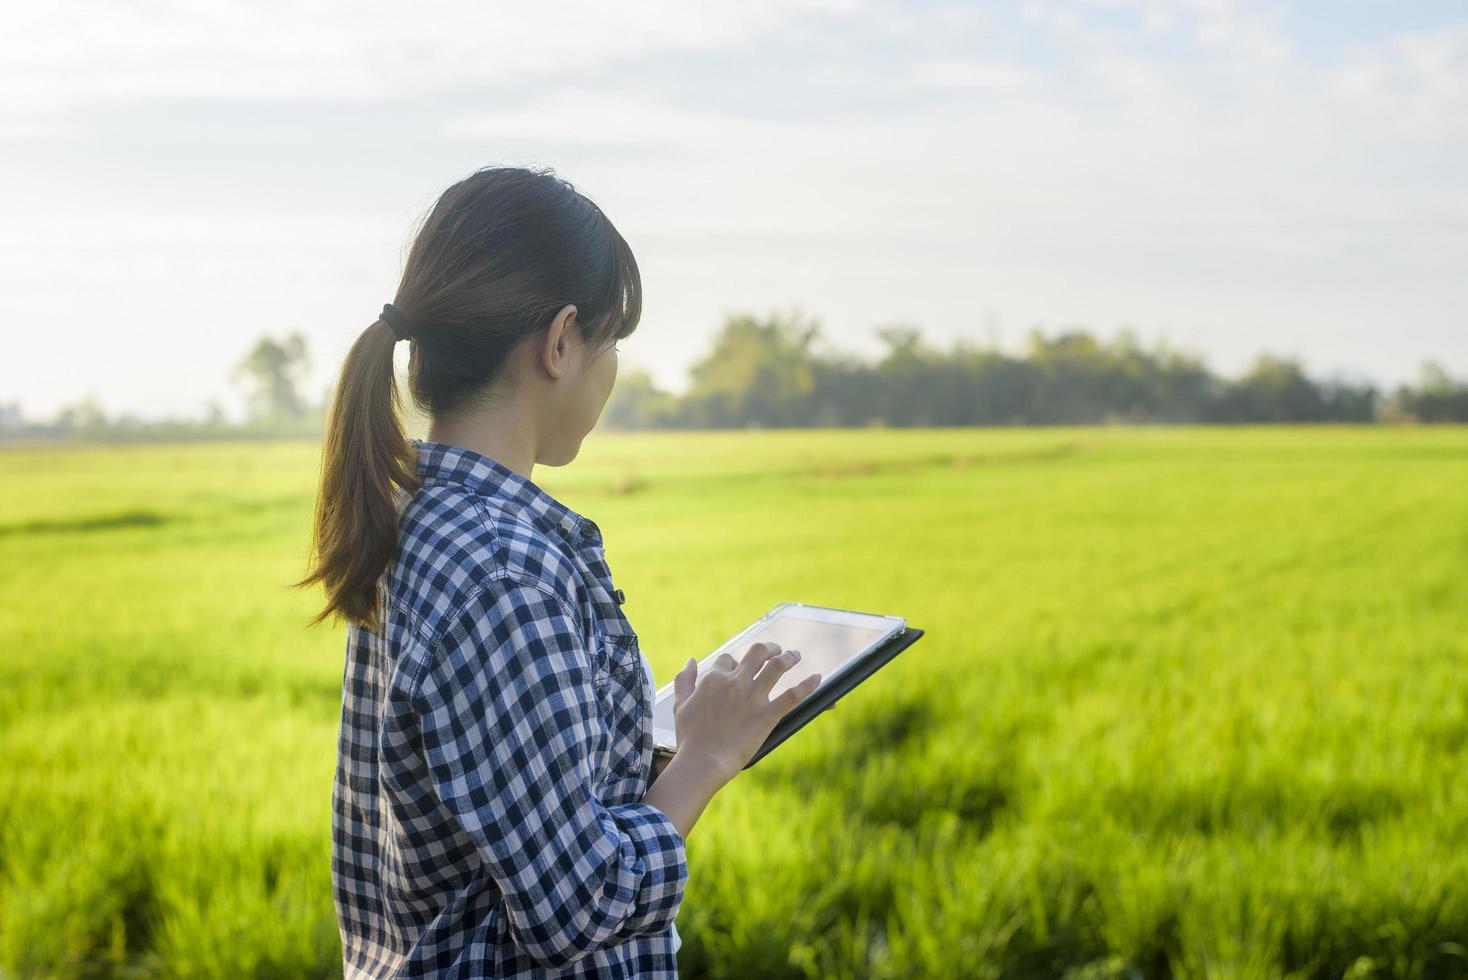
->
[651, 611, 896, 742]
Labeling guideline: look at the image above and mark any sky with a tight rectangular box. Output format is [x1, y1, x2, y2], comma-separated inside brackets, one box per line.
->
[2, 0, 1465, 421]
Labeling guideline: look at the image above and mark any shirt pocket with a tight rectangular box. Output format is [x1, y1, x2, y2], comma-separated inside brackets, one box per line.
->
[591, 628, 649, 789]
[593, 627, 642, 682]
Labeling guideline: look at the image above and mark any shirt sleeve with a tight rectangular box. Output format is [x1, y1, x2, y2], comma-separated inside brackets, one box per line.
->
[401, 573, 688, 968]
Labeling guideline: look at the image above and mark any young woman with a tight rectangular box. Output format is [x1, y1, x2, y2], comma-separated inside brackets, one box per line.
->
[297, 165, 824, 978]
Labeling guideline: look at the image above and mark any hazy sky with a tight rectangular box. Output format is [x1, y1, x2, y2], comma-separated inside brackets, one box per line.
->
[3, 0, 1465, 420]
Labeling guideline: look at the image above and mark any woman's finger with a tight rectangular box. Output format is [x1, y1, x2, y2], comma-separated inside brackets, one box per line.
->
[674, 657, 696, 706]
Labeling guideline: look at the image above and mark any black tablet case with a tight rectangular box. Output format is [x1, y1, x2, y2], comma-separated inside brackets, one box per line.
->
[742, 625, 925, 770]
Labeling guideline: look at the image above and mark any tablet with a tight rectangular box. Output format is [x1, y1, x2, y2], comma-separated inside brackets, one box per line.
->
[650, 602, 922, 769]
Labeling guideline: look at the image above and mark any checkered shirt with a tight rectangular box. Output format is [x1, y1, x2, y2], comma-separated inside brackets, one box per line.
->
[332, 438, 687, 978]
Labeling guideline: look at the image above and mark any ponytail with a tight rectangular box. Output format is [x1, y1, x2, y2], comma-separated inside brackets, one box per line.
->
[296, 316, 420, 631]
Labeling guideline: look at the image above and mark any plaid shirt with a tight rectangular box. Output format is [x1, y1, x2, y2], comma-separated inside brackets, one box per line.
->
[333, 439, 687, 978]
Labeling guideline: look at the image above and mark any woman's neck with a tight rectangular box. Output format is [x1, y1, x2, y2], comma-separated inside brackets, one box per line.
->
[426, 403, 538, 482]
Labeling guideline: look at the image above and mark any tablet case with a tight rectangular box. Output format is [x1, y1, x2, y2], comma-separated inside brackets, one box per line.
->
[742, 625, 925, 770]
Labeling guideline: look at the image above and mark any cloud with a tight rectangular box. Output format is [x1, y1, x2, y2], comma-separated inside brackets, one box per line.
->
[905, 59, 1036, 92]
[0, 0, 863, 118]
[1021, 2, 1084, 36]
[1039, 0, 1294, 66]
[1328, 24, 1468, 138]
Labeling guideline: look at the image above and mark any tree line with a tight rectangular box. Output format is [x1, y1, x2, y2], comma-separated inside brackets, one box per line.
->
[5, 312, 1466, 443]
[601, 310, 1468, 429]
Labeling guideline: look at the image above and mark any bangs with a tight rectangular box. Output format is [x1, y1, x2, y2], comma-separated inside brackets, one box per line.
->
[593, 221, 642, 346]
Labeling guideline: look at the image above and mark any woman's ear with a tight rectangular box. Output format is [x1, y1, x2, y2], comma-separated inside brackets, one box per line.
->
[539, 304, 578, 380]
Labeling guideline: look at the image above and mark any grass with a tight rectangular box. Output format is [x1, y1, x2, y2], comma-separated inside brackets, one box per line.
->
[1, 427, 1466, 978]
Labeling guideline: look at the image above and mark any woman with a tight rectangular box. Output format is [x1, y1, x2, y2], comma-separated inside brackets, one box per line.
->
[297, 165, 823, 978]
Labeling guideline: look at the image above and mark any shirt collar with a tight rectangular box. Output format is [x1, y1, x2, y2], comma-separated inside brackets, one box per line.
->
[410, 438, 599, 547]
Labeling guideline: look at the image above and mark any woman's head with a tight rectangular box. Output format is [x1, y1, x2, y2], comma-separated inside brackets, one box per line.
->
[298, 165, 642, 630]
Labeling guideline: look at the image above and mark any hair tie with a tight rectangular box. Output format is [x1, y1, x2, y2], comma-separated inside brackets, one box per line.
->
[379, 303, 413, 342]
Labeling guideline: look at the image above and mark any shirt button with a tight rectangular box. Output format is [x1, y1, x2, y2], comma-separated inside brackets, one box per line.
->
[578, 524, 596, 540]
[613, 588, 626, 605]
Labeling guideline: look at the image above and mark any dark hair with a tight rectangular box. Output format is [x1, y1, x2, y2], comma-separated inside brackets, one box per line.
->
[296, 165, 642, 631]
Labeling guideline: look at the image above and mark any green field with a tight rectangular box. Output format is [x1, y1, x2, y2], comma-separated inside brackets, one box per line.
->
[2, 428, 1466, 979]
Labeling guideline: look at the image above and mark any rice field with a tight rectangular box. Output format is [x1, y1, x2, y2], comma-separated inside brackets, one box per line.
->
[2, 426, 1466, 979]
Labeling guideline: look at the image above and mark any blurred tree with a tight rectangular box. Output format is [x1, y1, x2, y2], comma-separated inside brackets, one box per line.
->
[1027, 329, 1118, 423]
[962, 347, 1039, 425]
[233, 332, 310, 423]
[871, 322, 940, 425]
[1148, 344, 1219, 423]
[681, 309, 822, 427]
[1214, 355, 1327, 422]
[805, 351, 874, 427]
[0, 401, 23, 435]
[599, 367, 680, 430]
[61, 394, 110, 430]
[1397, 361, 1468, 422]
[1316, 376, 1378, 422]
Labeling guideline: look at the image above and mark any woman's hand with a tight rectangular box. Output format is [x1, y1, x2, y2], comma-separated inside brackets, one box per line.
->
[668, 641, 822, 783]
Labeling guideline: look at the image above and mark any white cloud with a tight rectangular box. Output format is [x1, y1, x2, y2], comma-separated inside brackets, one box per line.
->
[1060, 0, 1293, 65]
[0, 0, 862, 117]
[1328, 24, 1468, 138]
[1022, 2, 1083, 35]
[905, 59, 1035, 92]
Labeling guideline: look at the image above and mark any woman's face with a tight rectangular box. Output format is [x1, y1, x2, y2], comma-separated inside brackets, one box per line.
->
[540, 307, 618, 466]
[576, 331, 619, 433]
